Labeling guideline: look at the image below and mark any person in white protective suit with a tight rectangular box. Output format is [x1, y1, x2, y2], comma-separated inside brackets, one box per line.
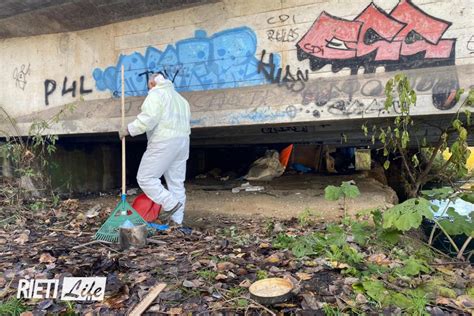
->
[119, 73, 191, 225]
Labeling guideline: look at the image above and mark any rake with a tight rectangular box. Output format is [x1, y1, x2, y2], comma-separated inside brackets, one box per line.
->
[95, 65, 154, 243]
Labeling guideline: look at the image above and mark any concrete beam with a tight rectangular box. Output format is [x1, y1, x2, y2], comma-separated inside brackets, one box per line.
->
[0, 0, 213, 39]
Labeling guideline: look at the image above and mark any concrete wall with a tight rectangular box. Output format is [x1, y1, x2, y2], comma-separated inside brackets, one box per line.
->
[1, 0, 473, 133]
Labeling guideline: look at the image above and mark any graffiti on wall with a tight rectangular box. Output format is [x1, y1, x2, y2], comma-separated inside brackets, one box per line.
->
[297, 0, 456, 75]
[44, 76, 93, 106]
[266, 14, 299, 43]
[295, 0, 459, 110]
[13, 64, 31, 90]
[93, 27, 279, 96]
[300, 68, 459, 111]
[257, 49, 308, 92]
[468, 36, 474, 54]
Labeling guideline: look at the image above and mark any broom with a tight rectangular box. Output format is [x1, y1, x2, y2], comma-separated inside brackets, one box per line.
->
[94, 65, 153, 242]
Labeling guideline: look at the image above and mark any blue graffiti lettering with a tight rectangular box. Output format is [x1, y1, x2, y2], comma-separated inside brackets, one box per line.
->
[93, 27, 280, 96]
[228, 108, 288, 125]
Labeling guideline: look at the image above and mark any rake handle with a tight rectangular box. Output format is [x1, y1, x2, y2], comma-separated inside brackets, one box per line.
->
[121, 65, 126, 197]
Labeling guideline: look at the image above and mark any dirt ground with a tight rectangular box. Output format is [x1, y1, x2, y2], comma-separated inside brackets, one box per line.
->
[83, 173, 398, 224]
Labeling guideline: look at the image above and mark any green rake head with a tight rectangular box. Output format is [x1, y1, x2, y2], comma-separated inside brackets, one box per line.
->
[95, 194, 154, 243]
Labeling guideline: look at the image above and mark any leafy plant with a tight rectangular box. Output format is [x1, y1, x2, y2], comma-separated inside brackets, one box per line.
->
[382, 198, 433, 231]
[361, 74, 473, 198]
[396, 257, 431, 276]
[325, 181, 361, 219]
[421, 188, 473, 259]
[326, 244, 364, 266]
[298, 208, 316, 227]
[223, 225, 253, 246]
[0, 103, 75, 206]
[358, 279, 429, 314]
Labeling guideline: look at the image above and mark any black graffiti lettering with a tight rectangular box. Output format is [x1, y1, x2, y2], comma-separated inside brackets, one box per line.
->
[267, 30, 275, 41]
[44, 80, 57, 106]
[267, 14, 293, 25]
[61, 77, 77, 97]
[361, 79, 383, 96]
[468, 35, 474, 54]
[267, 28, 300, 42]
[44, 76, 93, 106]
[260, 125, 308, 134]
[258, 49, 309, 93]
[415, 76, 436, 92]
[80, 76, 93, 95]
[432, 77, 459, 110]
[303, 43, 324, 55]
[365, 99, 386, 115]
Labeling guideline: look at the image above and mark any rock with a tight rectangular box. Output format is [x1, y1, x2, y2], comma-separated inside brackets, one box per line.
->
[427, 306, 446, 316]
[356, 293, 368, 304]
[159, 291, 182, 301]
[169, 307, 182, 315]
[39, 253, 56, 263]
[191, 261, 202, 271]
[215, 274, 227, 281]
[343, 277, 359, 285]
[239, 279, 252, 288]
[236, 268, 248, 276]
[301, 293, 322, 310]
[265, 254, 281, 264]
[182, 280, 195, 288]
[273, 222, 285, 233]
[86, 204, 101, 218]
[217, 262, 235, 271]
[148, 305, 161, 312]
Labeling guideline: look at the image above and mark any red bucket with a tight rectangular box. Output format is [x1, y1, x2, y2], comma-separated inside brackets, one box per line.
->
[132, 193, 162, 222]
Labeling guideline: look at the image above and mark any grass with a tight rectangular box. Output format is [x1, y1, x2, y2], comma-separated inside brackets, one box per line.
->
[0, 298, 27, 316]
[227, 286, 245, 298]
[196, 269, 217, 281]
[256, 270, 268, 280]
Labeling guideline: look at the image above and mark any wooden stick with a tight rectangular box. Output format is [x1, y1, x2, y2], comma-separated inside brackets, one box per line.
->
[457, 236, 472, 259]
[72, 240, 112, 249]
[129, 283, 166, 316]
[121, 64, 126, 197]
[146, 238, 167, 245]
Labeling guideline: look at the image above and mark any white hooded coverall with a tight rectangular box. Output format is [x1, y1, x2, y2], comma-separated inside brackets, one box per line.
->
[127, 76, 191, 224]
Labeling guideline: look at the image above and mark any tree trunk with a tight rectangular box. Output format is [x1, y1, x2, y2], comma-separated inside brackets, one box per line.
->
[407, 182, 421, 199]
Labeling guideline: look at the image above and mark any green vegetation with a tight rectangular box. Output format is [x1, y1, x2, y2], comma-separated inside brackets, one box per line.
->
[0, 298, 27, 316]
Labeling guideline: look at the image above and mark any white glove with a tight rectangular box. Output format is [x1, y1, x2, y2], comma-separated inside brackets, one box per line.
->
[118, 127, 129, 140]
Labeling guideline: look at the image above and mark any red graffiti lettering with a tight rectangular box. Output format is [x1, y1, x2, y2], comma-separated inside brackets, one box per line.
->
[297, 0, 455, 73]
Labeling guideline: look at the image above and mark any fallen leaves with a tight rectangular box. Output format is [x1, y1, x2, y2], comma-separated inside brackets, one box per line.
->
[14, 231, 30, 245]
[39, 252, 56, 264]
[368, 253, 391, 266]
[0, 199, 472, 316]
[296, 272, 312, 281]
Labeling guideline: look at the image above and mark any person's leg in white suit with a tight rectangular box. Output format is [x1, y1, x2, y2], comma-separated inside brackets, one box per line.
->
[164, 138, 189, 224]
[136, 137, 189, 223]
